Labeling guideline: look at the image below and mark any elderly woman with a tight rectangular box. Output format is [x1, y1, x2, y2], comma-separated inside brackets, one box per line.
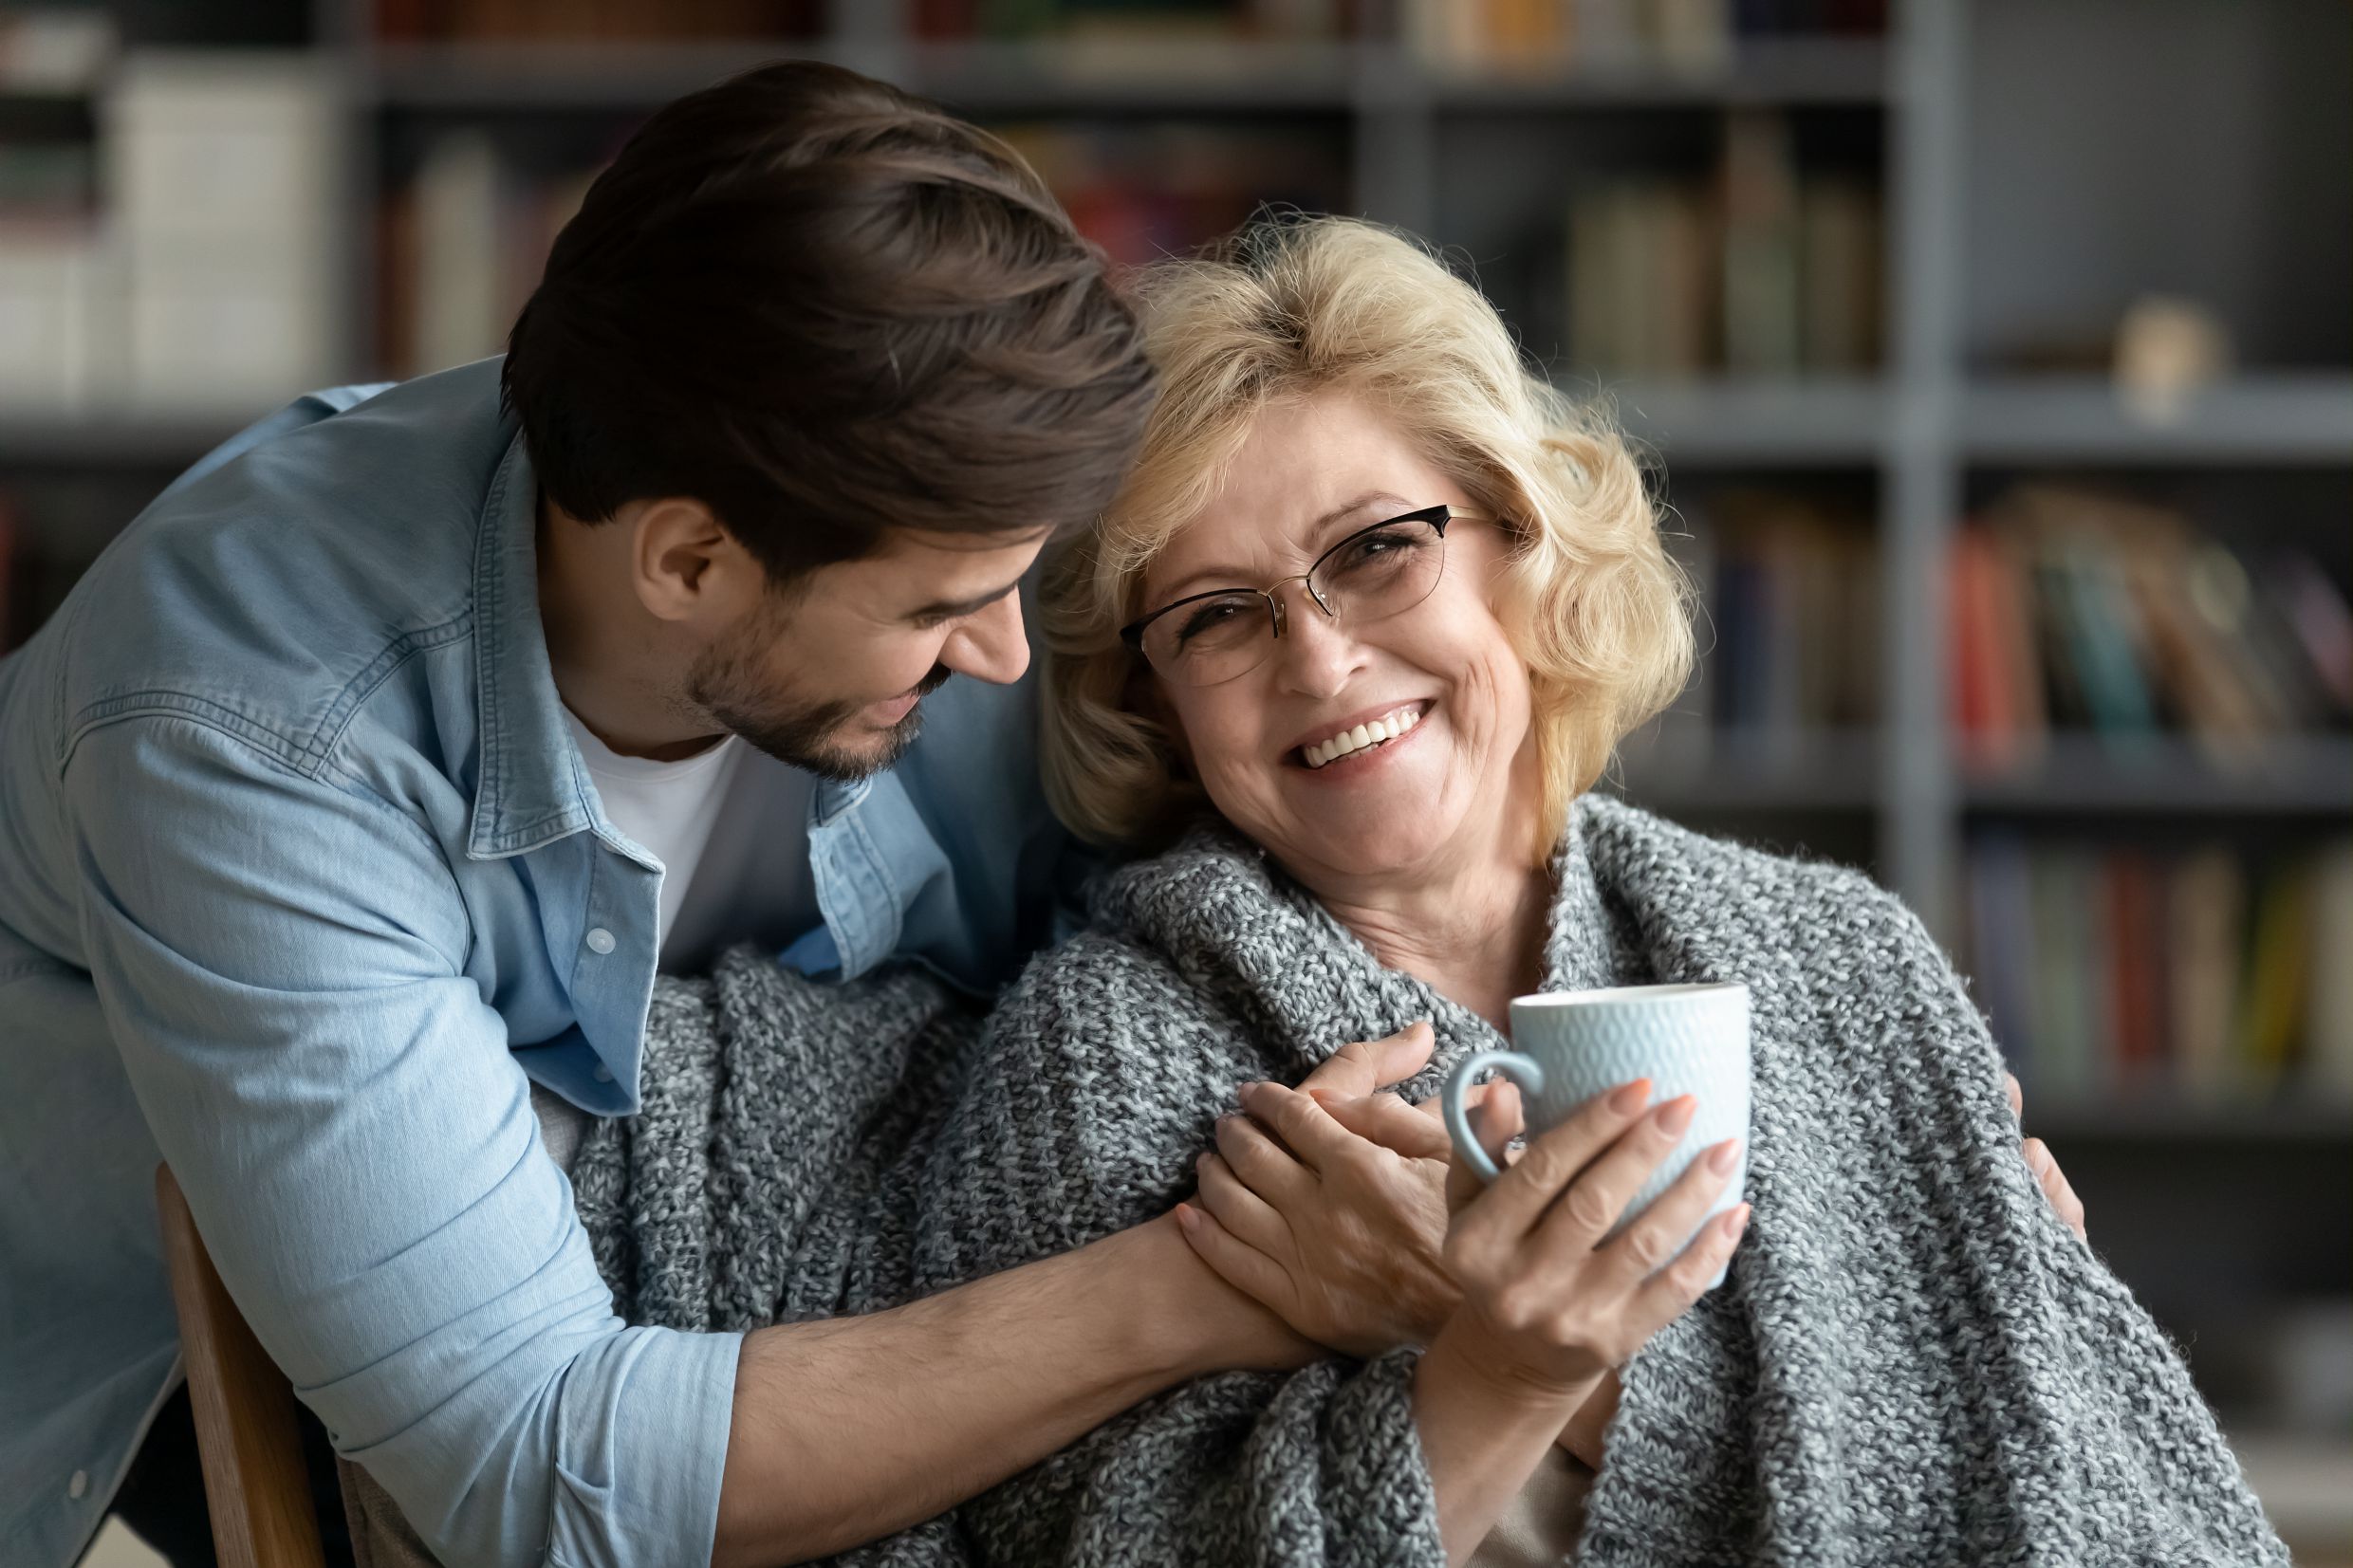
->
[580, 213, 2280, 1568]
[1001, 213, 2277, 1565]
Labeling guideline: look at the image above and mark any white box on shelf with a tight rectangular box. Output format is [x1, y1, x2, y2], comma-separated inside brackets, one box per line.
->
[102, 51, 340, 251]
[125, 262, 332, 416]
[0, 225, 122, 415]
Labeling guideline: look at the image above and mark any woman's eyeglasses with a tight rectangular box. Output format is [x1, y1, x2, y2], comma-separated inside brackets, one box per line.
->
[1121, 504, 1486, 688]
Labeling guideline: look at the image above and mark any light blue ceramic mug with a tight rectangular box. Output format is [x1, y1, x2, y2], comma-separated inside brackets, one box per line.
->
[1441, 982, 1751, 1288]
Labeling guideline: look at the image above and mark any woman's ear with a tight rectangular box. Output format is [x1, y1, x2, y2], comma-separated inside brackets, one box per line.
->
[1127, 666, 1196, 779]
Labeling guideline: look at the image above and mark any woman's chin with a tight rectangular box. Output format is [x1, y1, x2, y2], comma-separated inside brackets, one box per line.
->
[1271, 797, 1465, 886]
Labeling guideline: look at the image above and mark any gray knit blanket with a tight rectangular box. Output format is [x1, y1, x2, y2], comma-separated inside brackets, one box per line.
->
[570, 792, 2287, 1566]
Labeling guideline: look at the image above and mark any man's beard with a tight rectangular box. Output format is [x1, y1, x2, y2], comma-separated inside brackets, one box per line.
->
[685, 613, 951, 783]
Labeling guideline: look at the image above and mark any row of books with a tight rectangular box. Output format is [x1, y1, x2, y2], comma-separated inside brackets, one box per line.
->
[1568, 112, 1881, 378]
[380, 120, 1341, 376]
[366, 0, 1883, 47]
[914, 0, 1359, 39]
[375, 0, 822, 40]
[379, 135, 602, 382]
[1409, 0, 1883, 71]
[1673, 491, 1881, 731]
[996, 121, 1342, 266]
[1966, 834, 2353, 1107]
[1949, 486, 2353, 768]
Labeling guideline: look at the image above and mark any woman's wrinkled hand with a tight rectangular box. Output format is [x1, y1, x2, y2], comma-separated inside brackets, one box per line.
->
[1172, 1023, 1519, 1356]
[1433, 1080, 1746, 1409]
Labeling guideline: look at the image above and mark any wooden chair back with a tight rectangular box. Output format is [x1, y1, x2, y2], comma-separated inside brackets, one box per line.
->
[155, 1164, 327, 1568]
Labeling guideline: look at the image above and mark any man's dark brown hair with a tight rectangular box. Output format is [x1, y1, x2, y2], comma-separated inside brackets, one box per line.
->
[502, 61, 1156, 581]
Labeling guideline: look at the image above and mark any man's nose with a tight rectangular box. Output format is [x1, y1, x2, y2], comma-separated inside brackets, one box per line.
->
[940, 591, 1030, 686]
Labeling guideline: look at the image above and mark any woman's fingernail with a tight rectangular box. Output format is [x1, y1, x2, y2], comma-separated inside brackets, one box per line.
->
[1708, 1137, 1743, 1174]
[1175, 1203, 1199, 1232]
[1723, 1203, 1751, 1240]
[1609, 1079, 1652, 1115]
[1658, 1096, 1696, 1134]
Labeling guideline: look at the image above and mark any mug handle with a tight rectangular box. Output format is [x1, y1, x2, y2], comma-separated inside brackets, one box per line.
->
[1443, 1050, 1546, 1185]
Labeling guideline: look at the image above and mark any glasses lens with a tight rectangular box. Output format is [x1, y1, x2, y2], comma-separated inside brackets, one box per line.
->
[1310, 519, 1446, 623]
[1141, 592, 1271, 686]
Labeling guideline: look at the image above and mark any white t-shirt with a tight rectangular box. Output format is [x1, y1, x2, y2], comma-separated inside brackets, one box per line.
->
[562, 708, 821, 972]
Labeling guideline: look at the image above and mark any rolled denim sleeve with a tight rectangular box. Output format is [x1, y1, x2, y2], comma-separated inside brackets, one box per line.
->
[68, 716, 738, 1568]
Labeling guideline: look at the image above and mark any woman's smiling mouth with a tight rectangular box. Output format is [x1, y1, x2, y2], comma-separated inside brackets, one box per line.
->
[1299, 702, 1429, 769]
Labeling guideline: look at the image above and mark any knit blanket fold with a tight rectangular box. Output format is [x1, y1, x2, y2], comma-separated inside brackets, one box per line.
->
[571, 793, 2288, 1567]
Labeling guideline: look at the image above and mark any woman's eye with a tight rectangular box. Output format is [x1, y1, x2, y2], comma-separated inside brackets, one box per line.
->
[1176, 601, 1247, 644]
[1335, 529, 1415, 570]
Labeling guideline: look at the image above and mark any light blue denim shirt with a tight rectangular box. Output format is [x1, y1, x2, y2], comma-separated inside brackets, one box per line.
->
[0, 359, 1075, 1568]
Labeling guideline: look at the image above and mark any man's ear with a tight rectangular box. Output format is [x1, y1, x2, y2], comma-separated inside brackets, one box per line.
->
[631, 497, 756, 624]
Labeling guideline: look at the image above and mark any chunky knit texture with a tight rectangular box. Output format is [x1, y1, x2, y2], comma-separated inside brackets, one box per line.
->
[572, 792, 2288, 1566]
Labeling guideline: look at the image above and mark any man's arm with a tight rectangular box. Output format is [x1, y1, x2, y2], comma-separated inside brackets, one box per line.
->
[76, 715, 1297, 1568]
[714, 1212, 1302, 1568]
[74, 716, 742, 1567]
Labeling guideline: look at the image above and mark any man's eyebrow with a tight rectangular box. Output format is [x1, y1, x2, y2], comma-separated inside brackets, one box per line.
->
[1150, 490, 1410, 603]
[906, 576, 1023, 622]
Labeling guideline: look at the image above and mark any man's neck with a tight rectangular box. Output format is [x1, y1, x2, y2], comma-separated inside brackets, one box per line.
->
[536, 495, 727, 762]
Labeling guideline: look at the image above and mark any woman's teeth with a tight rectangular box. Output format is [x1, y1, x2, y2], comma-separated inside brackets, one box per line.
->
[1304, 705, 1423, 769]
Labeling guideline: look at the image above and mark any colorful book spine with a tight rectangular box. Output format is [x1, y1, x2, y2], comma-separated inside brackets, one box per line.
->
[1967, 836, 2353, 1109]
[1950, 486, 2353, 757]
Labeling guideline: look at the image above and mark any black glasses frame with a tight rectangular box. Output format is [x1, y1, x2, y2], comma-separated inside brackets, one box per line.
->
[1119, 504, 1465, 655]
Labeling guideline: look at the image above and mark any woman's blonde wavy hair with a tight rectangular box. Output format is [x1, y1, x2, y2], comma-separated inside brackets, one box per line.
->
[1041, 214, 1695, 858]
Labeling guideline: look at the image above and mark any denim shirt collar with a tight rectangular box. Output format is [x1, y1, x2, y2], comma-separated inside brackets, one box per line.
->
[466, 434, 595, 860]
[463, 433, 875, 864]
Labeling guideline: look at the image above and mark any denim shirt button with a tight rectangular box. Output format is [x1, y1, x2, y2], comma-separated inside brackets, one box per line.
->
[66, 1469, 86, 1501]
[584, 927, 616, 955]
[592, 1064, 613, 1083]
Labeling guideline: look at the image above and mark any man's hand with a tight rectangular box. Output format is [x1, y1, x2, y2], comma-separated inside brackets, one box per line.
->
[1294, 1020, 1437, 1101]
[2007, 1070, 2086, 1241]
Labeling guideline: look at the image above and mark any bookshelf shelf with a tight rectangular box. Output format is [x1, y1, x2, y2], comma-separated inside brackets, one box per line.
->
[1962, 377, 2353, 466]
[1420, 35, 1890, 108]
[358, 37, 1895, 116]
[1962, 736, 2353, 816]
[365, 38, 1381, 113]
[908, 39, 1360, 109]
[1609, 727, 1882, 810]
[2020, 1097, 2353, 1145]
[0, 417, 248, 467]
[1596, 378, 1888, 465]
[361, 40, 853, 110]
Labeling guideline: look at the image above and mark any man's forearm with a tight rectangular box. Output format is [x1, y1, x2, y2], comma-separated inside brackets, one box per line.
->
[711, 1211, 1306, 1568]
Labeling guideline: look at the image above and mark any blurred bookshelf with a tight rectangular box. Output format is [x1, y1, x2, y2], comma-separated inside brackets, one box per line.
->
[0, 0, 2347, 1549]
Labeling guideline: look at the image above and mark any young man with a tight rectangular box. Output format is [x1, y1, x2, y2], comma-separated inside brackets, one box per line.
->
[0, 62, 1326, 1568]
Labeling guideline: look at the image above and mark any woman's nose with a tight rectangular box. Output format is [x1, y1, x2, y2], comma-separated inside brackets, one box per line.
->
[1269, 588, 1362, 699]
